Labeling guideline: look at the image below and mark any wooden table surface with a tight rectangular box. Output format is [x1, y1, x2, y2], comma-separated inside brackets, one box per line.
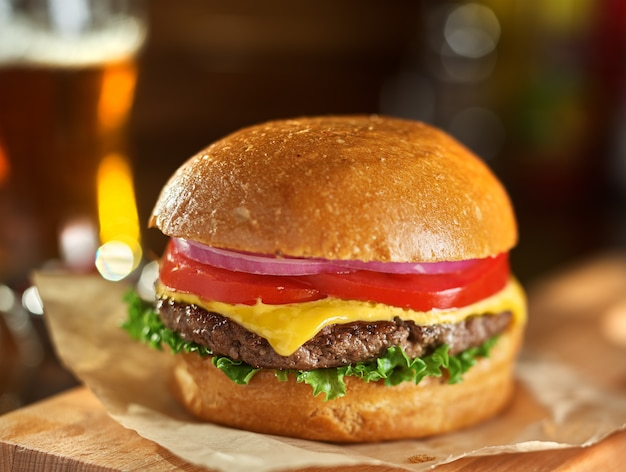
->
[0, 386, 624, 472]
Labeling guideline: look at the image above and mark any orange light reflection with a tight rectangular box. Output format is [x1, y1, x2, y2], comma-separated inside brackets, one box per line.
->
[0, 138, 10, 185]
[96, 152, 141, 278]
[97, 59, 137, 132]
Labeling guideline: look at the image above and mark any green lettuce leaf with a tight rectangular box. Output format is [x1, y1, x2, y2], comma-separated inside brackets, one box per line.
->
[122, 290, 499, 401]
[212, 357, 260, 384]
[295, 368, 347, 401]
[122, 289, 212, 356]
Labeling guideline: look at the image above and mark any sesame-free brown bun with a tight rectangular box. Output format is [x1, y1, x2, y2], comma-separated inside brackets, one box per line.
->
[172, 319, 523, 443]
[150, 115, 516, 262]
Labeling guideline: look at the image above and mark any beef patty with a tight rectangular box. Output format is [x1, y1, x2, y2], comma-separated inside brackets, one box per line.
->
[157, 297, 512, 370]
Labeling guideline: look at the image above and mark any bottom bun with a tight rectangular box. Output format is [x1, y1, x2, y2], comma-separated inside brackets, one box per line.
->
[172, 321, 523, 443]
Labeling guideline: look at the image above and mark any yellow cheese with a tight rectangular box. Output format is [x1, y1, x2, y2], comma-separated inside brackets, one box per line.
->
[157, 278, 526, 357]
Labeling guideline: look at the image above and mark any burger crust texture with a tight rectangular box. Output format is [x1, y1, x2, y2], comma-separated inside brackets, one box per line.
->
[172, 320, 523, 443]
[150, 115, 517, 262]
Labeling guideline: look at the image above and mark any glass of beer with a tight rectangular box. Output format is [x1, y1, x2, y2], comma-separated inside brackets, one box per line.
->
[0, 0, 147, 284]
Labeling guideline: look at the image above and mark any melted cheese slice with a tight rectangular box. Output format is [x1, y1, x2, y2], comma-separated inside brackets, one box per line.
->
[157, 278, 526, 357]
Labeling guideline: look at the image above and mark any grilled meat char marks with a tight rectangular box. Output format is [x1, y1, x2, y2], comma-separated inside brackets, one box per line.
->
[157, 297, 512, 371]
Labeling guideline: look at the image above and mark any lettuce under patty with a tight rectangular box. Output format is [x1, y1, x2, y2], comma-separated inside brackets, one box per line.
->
[122, 289, 498, 401]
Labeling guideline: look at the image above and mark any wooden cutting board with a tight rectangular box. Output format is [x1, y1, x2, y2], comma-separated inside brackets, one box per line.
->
[1, 386, 624, 471]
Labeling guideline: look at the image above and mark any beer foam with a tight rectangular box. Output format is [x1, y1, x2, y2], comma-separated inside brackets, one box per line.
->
[0, 16, 146, 68]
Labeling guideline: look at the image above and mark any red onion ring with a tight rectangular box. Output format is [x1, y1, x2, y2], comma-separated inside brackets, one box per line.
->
[174, 238, 482, 276]
[175, 239, 342, 275]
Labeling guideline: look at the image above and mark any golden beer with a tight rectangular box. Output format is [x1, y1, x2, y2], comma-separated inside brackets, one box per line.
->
[0, 5, 146, 281]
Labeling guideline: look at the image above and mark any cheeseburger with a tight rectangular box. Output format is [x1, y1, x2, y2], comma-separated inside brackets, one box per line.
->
[124, 115, 526, 442]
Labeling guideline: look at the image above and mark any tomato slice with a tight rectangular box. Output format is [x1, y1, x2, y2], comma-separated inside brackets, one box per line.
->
[159, 240, 510, 310]
[160, 240, 324, 305]
[304, 253, 509, 311]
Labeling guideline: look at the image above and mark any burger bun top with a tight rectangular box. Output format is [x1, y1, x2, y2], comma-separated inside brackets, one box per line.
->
[150, 115, 517, 263]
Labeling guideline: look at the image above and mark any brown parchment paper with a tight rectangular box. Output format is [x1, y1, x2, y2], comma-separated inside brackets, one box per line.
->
[33, 254, 626, 472]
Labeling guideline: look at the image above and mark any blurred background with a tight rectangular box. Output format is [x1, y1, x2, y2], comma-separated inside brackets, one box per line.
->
[1, 0, 625, 413]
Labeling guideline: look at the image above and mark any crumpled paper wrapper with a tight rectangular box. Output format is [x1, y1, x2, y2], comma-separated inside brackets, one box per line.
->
[34, 253, 626, 472]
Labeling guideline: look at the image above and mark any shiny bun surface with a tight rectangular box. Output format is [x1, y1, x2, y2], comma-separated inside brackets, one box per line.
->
[150, 115, 517, 262]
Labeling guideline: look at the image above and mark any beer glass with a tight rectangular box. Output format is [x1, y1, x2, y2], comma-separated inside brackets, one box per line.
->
[0, 0, 147, 283]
